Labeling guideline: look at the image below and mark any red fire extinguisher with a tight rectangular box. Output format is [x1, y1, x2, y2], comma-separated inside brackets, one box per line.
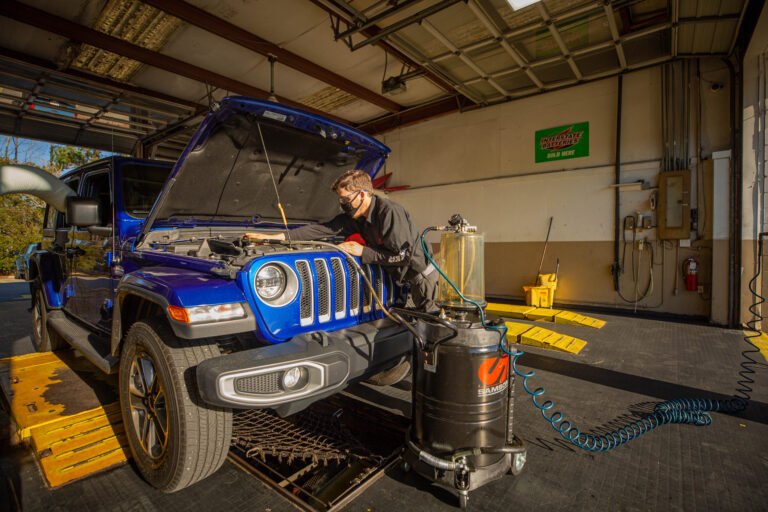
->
[683, 256, 698, 292]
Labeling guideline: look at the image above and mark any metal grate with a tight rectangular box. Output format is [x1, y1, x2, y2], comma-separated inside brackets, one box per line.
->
[362, 265, 373, 313]
[374, 266, 384, 310]
[232, 408, 376, 465]
[315, 259, 331, 323]
[234, 372, 281, 395]
[331, 257, 346, 319]
[349, 262, 360, 315]
[296, 260, 313, 326]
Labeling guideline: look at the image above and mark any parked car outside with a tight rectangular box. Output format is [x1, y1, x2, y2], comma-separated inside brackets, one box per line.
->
[26, 97, 411, 492]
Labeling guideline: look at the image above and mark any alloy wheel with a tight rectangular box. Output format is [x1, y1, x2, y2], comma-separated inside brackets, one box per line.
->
[128, 351, 169, 460]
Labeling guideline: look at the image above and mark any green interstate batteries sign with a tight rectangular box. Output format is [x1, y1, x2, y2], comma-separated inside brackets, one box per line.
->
[535, 122, 589, 162]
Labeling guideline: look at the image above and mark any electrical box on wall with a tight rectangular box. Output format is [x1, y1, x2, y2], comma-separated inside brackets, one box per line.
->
[657, 170, 691, 239]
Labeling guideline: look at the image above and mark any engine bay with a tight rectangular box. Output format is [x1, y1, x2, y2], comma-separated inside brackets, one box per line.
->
[142, 227, 341, 272]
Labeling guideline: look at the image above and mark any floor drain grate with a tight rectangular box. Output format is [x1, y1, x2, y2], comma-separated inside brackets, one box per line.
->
[229, 394, 408, 511]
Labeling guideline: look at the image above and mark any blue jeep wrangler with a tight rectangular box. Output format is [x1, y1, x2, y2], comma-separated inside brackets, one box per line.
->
[27, 97, 412, 492]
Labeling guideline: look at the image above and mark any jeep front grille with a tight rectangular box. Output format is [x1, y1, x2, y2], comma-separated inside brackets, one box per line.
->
[296, 260, 313, 326]
[349, 263, 360, 316]
[293, 258, 391, 326]
[315, 259, 331, 323]
[362, 265, 373, 313]
[330, 257, 346, 319]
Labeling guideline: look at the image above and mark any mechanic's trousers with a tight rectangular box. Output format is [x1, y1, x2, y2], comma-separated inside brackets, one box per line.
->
[407, 263, 439, 312]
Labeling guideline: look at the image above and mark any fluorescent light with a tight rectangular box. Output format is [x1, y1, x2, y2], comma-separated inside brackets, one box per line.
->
[507, 0, 541, 10]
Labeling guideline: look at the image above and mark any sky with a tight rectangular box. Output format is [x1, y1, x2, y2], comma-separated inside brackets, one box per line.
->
[1, 136, 120, 168]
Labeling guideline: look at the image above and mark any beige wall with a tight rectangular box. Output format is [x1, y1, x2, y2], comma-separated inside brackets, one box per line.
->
[378, 63, 733, 320]
[741, 5, 768, 324]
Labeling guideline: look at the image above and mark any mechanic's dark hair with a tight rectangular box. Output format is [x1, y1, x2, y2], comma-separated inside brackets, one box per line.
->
[332, 170, 372, 193]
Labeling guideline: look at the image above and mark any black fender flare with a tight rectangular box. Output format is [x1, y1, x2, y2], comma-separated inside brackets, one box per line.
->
[27, 251, 65, 309]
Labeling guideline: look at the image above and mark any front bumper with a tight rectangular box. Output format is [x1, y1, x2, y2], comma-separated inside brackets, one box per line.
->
[196, 318, 412, 416]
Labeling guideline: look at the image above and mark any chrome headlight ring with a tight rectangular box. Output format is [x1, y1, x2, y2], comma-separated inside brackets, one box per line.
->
[254, 261, 298, 307]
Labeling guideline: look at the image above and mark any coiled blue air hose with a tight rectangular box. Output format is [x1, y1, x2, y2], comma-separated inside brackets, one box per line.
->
[420, 228, 763, 452]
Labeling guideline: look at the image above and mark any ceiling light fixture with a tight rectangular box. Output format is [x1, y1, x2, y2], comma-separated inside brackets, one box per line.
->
[506, 0, 542, 10]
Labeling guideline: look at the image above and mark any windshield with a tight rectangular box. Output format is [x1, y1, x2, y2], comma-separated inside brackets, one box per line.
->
[121, 163, 172, 218]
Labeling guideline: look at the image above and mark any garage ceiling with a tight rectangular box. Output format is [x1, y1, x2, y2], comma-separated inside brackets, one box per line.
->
[0, 0, 753, 160]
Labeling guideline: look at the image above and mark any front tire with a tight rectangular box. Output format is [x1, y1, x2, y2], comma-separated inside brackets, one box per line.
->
[31, 287, 64, 351]
[119, 318, 232, 492]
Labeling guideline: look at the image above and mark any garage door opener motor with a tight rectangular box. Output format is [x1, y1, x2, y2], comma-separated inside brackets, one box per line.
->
[392, 214, 526, 509]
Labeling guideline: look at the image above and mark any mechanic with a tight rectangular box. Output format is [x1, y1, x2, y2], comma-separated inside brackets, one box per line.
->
[245, 170, 438, 312]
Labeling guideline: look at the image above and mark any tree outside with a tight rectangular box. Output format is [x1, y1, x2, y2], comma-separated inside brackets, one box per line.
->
[0, 137, 102, 276]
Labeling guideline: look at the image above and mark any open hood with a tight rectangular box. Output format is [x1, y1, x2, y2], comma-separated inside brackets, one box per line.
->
[140, 97, 390, 239]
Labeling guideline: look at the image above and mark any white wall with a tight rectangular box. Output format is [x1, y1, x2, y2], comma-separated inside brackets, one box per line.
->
[382, 64, 729, 241]
[377, 61, 732, 315]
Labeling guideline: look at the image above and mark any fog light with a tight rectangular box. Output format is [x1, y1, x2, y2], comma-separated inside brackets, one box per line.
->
[282, 367, 308, 390]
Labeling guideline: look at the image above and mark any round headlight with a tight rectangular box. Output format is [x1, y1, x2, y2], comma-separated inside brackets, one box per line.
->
[255, 264, 286, 300]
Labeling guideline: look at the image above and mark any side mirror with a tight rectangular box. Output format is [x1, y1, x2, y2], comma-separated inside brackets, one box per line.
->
[66, 197, 100, 227]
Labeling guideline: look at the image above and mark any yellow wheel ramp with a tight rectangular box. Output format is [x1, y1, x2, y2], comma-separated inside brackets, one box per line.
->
[0, 350, 129, 487]
[505, 321, 588, 355]
[487, 302, 605, 329]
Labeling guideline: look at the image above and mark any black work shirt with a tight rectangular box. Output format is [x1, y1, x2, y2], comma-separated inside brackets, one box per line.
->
[286, 195, 431, 284]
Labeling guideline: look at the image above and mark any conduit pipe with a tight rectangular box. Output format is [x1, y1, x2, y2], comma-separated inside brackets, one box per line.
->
[0, 164, 74, 211]
[612, 74, 623, 290]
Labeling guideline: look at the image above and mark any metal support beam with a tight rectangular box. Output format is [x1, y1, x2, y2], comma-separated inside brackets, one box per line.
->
[0, 1, 350, 124]
[358, 95, 478, 135]
[728, 0, 750, 56]
[421, 19, 512, 98]
[334, 0, 423, 40]
[466, 0, 543, 89]
[672, 0, 679, 58]
[348, 0, 461, 51]
[141, 0, 402, 113]
[307, 0, 459, 95]
[537, 2, 583, 81]
[602, 1, 627, 70]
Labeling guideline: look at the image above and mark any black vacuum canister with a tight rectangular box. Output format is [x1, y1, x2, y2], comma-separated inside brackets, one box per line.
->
[404, 317, 526, 508]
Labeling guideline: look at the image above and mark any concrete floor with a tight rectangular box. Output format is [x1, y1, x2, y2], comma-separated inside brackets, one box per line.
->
[1, 278, 767, 511]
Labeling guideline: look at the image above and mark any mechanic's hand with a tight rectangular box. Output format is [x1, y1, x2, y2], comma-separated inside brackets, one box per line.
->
[337, 241, 364, 257]
[244, 232, 285, 243]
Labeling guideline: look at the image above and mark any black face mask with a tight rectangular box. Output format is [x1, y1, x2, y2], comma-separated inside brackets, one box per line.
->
[339, 191, 362, 216]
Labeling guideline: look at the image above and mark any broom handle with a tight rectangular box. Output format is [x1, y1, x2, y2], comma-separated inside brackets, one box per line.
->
[536, 217, 554, 278]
